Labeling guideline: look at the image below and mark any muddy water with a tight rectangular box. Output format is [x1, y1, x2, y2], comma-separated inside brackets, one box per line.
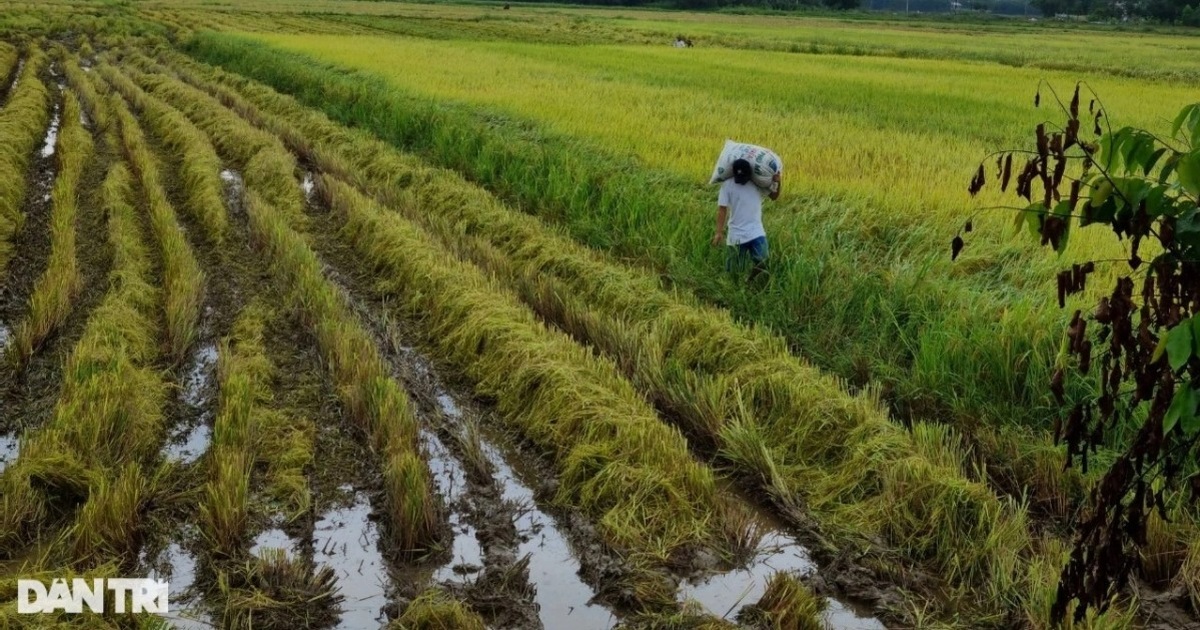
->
[0, 433, 18, 474]
[487, 440, 617, 629]
[680, 500, 885, 629]
[40, 98, 61, 159]
[146, 541, 212, 629]
[220, 169, 245, 216]
[163, 339, 217, 464]
[301, 170, 316, 203]
[314, 487, 390, 629]
[251, 527, 298, 559]
[425, 430, 485, 581]
[432, 392, 615, 629]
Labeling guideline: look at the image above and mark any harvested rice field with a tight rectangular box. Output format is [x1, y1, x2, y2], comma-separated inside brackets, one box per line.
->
[0, 1, 1197, 629]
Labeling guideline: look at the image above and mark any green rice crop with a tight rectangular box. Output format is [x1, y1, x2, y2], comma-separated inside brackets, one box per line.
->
[181, 31, 1177, 439]
[7, 89, 92, 366]
[0, 45, 50, 274]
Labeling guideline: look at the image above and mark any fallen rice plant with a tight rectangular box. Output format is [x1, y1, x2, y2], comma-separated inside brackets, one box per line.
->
[7, 88, 91, 366]
[241, 184, 441, 554]
[0, 45, 51, 274]
[740, 572, 826, 630]
[107, 72, 205, 362]
[114, 55, 305, 227]
[61, 53, 108, 132]
[0, 151, 164, 566]
[391, 588, 487, 630]
[201, 301, 314, 557]
[99, 61, 227, 243]
[125, 66, 445, 554]
[0, 41, 16, 93]
[216, 548, 341, 629]
[161, 54, 1041, 622]
[318, 176, 748, 605]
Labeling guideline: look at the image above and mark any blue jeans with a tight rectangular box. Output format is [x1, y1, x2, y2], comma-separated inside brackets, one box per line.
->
[726, 235, 768, 272]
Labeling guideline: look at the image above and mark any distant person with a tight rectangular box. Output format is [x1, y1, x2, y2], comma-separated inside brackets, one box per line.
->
[711, 158, 780, 284]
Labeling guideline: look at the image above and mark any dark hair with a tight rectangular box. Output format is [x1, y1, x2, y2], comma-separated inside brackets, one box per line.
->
[732, 158, 752, 184]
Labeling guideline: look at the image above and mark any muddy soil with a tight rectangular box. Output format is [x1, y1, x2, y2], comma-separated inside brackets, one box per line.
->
[0, 68, 112, 459]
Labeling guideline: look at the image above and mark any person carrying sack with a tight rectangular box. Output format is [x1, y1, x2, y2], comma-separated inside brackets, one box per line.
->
[711, 158, 780, 284]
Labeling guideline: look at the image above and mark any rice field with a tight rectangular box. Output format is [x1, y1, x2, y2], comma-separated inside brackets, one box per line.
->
[0, 1, 1196, 629]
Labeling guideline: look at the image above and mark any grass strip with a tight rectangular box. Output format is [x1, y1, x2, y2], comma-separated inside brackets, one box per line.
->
[7, 89, 92, 366]
[99, 61, 227, 243]
[0, 45, 50, 273]
[0, 149, 164, 567]
[104, 66, 205, 362]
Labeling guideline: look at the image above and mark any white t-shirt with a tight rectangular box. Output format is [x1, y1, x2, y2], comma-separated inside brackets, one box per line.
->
[718, 178, 766, 246]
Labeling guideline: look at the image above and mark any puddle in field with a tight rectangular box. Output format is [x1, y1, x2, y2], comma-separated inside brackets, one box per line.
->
[220, 169, 245, 215]
[163, 424, 211, 465]
[314, 488, 390, 629]
[40, 98, 61, 159]
[301, 171, 316, 202]
[679, 499, 884, 629]
[251, 527, 299, 559]
[488, 441, 616, 629]
[147, 542, 211, 629]
[426, 430, 484, 582]
[182, 341, 218, 408]
[0, 434, 18, 474]
[432, 389, 615, 628]
[824, 599, 888, 629]
[163, 340, 218, 464]
[0, 322, 10, 354]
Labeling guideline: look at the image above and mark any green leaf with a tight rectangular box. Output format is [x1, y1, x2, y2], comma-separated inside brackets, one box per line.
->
[1145, 147, 1168, 176]
[1090, 181, 1113, 206]
[1178, 152, 1200, 199]
[1164, 386, 1199, 435]
[1193, 315, 1200, 355]
[1167, 323, 1195, 371]
[1170, 104, 1200, 144]
[1153, 334, 1170, 363]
